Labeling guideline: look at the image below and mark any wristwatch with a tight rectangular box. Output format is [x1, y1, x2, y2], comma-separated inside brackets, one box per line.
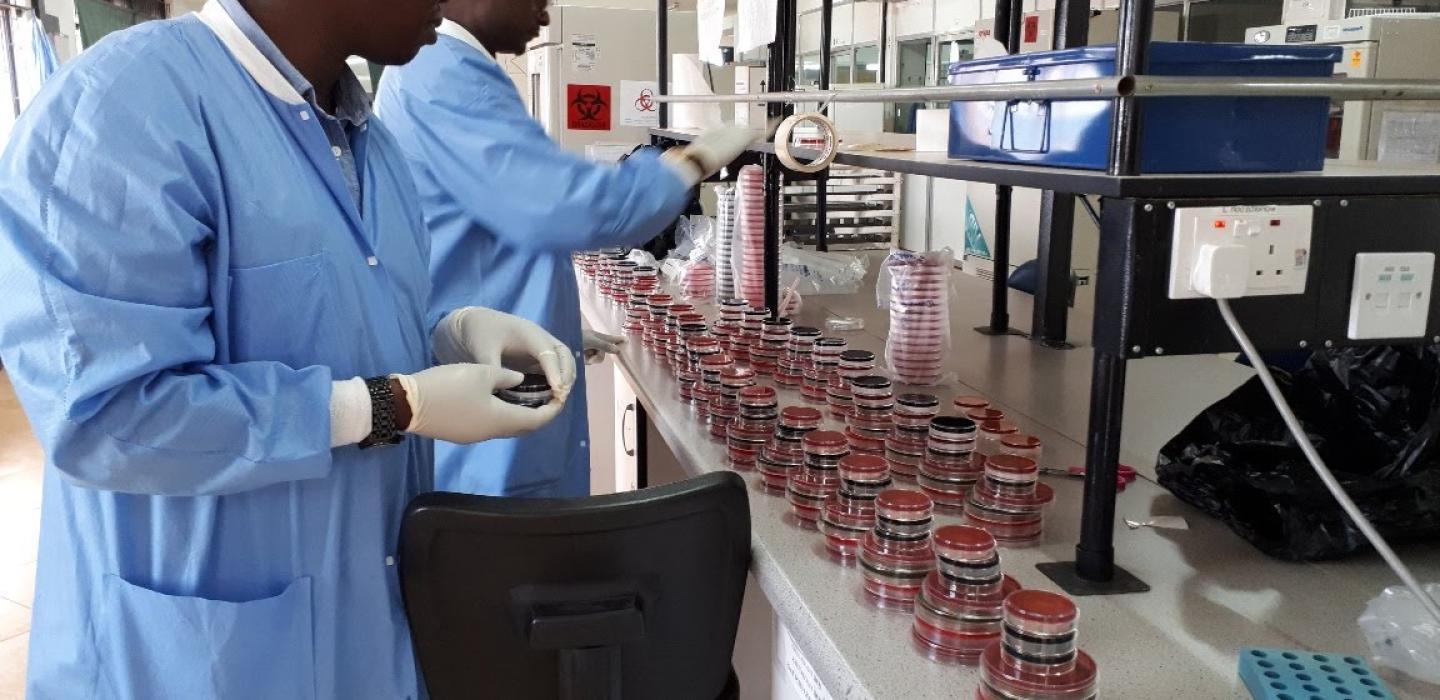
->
[359, 376, 404, 449]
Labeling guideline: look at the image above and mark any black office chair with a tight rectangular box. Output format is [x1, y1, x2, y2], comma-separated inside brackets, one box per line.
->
[401, 471, 751, 700]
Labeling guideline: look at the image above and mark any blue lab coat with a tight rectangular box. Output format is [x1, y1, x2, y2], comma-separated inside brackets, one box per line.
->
[375, 22, 690, 497]
[0, 3, 431, 698]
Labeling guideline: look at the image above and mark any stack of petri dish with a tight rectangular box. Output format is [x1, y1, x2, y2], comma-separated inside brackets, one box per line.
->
[805, 337, 846, 404]
[716, 298, 748, 361]
[913, 525, 1023, 663]
[681, 260, 714, 300]
[736, 305, 768, 367]
[695, 353, 732, 419]
[710, 367, 756, 441]
[666, 305, 699, 335]
[859, 489, 936, 607]
[977, 591, 1097, 700]
[643, 294, 674, 352]
[610, 260, 638, 305]
[965, 455, 1054, 547]
[966, 406, 1006, 425]
[622, 299, 649, 336]
[884, 255, 950, 385]
[788, 430, 848, 525]
[919, 415, 985, 512]
[977, 420, 1020, 457]
[819, 454, 891, 559]
[847, 375, 894, 457]
[777, 326, 819, 389]
[827, 349, 875, 420]
[575, 252, 600, 280]
[631, 265, 659, 299]
[677, 370, 699, 404]
[753, 317, 792, 377]
[715, 186, 737, 302]
[737, 166, 767, 303]
[673, 324, 708, 378]
[598, 252, 626, 298]
[653, 329, 678, 368]
[727, 386, 777, 470]
[758, 406, 821, 493]
[887, 393, 939, 482]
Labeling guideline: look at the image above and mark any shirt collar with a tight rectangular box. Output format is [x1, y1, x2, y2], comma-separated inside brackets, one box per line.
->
[437, 19, 495, 63]
[214, 0, 370, 127]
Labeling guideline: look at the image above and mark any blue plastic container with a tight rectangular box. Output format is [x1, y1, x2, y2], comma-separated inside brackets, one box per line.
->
[946, 43, 1343, 173]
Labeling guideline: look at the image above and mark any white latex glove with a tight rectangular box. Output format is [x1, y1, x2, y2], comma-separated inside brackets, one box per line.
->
[433, 307, 577, 399]
[662, 125, 757, 185]
[582, 330, 625, 365]
[395, 364, 563, 444]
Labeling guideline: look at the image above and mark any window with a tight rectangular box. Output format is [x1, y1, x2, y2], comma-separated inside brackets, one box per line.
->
[830, 49, 851, 85]
[797, 53, 821, 89]
[937, 39, 974, 86]
[1, 3, 26, 142]
[886, 39, 932, 134]
[853, 44, 879, 85]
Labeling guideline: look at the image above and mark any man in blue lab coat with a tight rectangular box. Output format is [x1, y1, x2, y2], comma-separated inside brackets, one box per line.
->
[0, 0, 577, 696]
[377, 0, 754, 498]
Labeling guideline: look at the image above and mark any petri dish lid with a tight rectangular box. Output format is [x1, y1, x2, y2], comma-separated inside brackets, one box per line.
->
[931, 415, 978, 434]
[647, 294, 674, 304]
[839, 349, 876, 363]
[815, 337, 848, 347]
[967, 407, 1006, 423]
[791, 326, 822, 336]
[986, 454, 1038, 476]
[803, 430, 848, 449]
[838, 454, 888, 476]
[851, 375, 892, 390]
[953, 395, 991, 410]
[513, 373, 551, 392]
[897, 393, 940, 408]
[876, 488, 933, 514]
[1003, 589, 1078, 626]
[738, 385, 776, 400]
[1001, 434, 1042, 449]
[933, 525, 996, 554]
[979, 420, 1019, 435]
[678, 323, 709, 334]
[781, 406, 823, 423]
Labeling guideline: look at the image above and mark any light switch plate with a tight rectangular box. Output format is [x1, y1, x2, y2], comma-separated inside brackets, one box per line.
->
[1348, 252, 1435, 340]
[1168, 204, 1314, 299]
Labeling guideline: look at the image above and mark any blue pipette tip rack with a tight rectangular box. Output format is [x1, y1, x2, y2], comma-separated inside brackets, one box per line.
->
[1239, 647, 1395, 700]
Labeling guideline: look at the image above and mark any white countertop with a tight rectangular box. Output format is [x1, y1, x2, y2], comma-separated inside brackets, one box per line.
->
[577, 261, 1440, 700]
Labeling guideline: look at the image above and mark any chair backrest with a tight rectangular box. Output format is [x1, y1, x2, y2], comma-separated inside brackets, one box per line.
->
[401, 471, 751, 700]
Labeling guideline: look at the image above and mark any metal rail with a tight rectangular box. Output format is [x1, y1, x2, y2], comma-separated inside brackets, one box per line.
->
[653, 76, 1440, 105]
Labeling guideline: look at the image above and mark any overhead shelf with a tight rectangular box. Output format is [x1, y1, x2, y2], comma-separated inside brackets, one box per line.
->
[651, 128, 1440, 199]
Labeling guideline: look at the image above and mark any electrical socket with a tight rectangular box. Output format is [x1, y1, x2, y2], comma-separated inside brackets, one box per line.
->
[1168, 204, 1314, 300]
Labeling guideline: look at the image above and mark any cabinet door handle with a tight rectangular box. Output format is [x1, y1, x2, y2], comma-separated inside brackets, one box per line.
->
[621, 404, 636, 457]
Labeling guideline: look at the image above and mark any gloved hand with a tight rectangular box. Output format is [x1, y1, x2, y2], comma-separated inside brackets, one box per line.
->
[662, 124, 757, 185]
[582, 330, 625, 365]
[434, 306, 577, 399]
[395, 364, 563, 444]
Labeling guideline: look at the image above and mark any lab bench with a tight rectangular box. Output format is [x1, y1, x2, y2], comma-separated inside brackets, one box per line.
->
[578, 264, 1440, 700]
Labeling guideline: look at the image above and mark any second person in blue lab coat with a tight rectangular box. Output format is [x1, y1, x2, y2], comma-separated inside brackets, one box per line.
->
[375, 0, 754, 497]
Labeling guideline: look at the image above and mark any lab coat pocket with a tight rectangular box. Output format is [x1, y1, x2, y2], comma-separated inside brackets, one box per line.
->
[96, 574, 317, 700]
[226, 253, 329, 365]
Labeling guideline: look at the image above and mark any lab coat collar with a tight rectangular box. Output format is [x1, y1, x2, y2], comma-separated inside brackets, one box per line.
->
[195, 0, 304, 105]
[437, 19, 495, 63]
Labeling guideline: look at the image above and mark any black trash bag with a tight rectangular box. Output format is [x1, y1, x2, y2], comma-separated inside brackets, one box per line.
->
[1156, 345, 1440, 561]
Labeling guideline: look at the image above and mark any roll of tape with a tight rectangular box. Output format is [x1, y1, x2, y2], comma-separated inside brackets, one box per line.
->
[773, 112, 838, 174]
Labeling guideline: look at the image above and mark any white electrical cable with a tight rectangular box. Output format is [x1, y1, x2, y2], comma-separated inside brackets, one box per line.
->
[1216, 298, 1440, 626]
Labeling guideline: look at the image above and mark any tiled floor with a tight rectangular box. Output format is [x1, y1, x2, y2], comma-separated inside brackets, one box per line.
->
[0, 371, 40, 700]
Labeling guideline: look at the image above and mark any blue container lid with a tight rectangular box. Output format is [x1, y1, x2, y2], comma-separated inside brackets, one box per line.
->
[947, 42, 1342, 76]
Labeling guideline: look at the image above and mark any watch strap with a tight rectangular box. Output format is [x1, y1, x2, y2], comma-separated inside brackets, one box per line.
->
[359, 376, 404, 449]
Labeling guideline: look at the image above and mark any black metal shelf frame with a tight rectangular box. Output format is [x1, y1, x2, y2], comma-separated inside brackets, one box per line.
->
[653, 0, 1440, 596]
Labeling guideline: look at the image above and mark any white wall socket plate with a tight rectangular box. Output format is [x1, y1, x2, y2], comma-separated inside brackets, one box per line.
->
[1168, 204, 1315, 300]
[1347, 252, 1435, 340]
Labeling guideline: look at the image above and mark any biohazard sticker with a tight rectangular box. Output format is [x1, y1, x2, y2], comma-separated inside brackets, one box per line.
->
[567, 84, 611, 131]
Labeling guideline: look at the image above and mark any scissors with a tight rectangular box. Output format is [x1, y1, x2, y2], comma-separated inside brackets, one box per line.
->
[1039, 464, 1139, 492]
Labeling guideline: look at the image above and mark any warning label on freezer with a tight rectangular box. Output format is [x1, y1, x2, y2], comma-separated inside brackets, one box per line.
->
[570, 33, 599, 71]
[567, 84, 611, 131]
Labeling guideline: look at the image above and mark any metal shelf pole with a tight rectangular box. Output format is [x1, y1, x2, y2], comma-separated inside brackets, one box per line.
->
[657, 0, 668, 129]
[815, 0, 833, 252]
[979, 0, 1024, 337]
[1032, 0, 1091, 348]
[763, 0, 798, 315]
